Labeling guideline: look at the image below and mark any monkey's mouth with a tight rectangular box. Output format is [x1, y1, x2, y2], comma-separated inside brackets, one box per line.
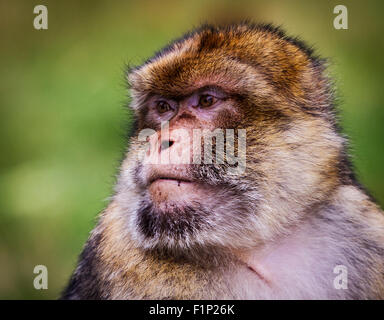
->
[146, 171, 210, 206]
[147, 168, 195, 187]
[149, 177, 193, 186]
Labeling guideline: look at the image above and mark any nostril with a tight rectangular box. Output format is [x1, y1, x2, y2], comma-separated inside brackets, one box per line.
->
[160, 140, 174, 152]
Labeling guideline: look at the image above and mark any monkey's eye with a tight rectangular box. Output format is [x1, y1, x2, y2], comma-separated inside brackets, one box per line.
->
[198, 94, 217, 108]
[156, 101, 171, 114]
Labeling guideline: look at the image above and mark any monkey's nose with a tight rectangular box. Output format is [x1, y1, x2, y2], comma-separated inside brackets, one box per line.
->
[160, 140, 174, 152]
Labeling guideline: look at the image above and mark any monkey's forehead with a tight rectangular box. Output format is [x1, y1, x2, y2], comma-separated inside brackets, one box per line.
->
[127, 23, 326, 105]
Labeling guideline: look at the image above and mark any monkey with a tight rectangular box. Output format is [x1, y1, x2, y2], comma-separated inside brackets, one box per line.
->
[61, 23, 384, 300]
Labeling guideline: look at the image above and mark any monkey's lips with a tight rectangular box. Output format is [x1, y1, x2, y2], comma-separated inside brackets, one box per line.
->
[149, 177, 193, 186]
[147, 175, 208, 206]
[147, 168, 195, 188]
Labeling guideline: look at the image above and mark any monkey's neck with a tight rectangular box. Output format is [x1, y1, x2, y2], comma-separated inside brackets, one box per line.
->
[93, 185, 384, 299]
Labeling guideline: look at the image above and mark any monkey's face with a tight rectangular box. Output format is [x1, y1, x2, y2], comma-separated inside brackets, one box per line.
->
[116, 24, 344, 251]
[118, 87, 257, 251]
[136, 87, 241, 204]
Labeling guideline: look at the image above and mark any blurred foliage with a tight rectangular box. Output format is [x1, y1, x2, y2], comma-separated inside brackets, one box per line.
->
[0, 0, 383, 299]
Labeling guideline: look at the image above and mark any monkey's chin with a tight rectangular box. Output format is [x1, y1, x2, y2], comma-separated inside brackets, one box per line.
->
[148, 179, 210, 208]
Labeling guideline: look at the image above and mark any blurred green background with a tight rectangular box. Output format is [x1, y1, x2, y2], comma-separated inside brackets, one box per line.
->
[0, 0, 383, 299]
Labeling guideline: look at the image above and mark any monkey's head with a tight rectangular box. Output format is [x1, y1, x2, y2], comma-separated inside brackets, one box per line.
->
[115, 23, 344, 252]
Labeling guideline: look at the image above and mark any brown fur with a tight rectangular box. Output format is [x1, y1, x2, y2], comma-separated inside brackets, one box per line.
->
[62, 23, 384, 300]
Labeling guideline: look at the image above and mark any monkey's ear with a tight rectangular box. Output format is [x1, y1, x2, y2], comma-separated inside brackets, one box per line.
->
[124, 63, 137, 88]
[123, 62, 149, 111]
[125, 60, 149, 92]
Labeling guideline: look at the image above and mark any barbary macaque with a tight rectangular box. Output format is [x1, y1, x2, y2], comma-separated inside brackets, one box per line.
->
[62, 23, 384, 299]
